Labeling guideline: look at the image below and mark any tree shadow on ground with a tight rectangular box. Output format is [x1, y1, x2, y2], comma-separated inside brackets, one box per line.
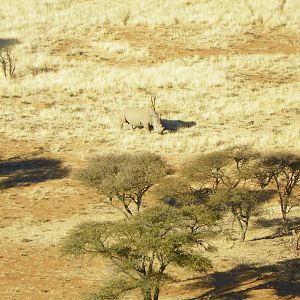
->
[0, 38, 20, 49]
[0, 157, 69, 189]
[186, 259, 300, 300]
[254, 217, 300, 229]
[251, 217, 300, 241]
[161, 119, 196, 132]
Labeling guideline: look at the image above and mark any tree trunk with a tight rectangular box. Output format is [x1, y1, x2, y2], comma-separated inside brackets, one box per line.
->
[233, 213, 247, 242]
[279, 195, 288, 226]
[153, 286, 160, 300]
[137, 196, 142, 212]
[282, 210, 287, 223]
[276, 180, 289, 225]
[143, 289, 152, 300]
[124, 203, 133, 216]
[239, 227, 247, 242]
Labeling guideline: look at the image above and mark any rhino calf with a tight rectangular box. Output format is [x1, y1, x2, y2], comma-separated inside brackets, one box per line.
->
[119, 107, 164, 134]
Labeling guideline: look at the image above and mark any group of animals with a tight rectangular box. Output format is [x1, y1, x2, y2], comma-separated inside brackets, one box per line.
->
[119, 96, 165, 134]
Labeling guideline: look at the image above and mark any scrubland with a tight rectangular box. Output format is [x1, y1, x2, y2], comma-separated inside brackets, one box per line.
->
[0, 0, 300, 299]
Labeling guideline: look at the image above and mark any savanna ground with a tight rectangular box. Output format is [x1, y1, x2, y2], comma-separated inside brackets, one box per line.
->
[0, 0, 300, 299]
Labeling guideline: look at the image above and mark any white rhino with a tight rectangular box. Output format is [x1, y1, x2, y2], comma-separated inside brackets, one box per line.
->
[119, 107, 164, 134]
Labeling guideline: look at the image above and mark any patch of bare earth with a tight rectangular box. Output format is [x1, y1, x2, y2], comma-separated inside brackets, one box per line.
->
[49, 25, 300, 66]
[0, 243, 113, 300]
[237, 71, 298, 85]
[0, 143, 124, 299]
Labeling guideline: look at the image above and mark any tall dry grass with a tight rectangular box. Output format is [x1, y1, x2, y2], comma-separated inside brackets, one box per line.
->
[0, 0, 299, 160]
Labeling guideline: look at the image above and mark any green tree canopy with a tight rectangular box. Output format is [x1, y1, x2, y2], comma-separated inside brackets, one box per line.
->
[61, 206, 216, 300]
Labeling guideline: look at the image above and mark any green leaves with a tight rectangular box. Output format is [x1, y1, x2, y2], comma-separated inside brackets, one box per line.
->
[85, 279, 137, 300]
[60, 221, 112, 257]
[61, 205, 214, 299]
[172, 250, 212, 272]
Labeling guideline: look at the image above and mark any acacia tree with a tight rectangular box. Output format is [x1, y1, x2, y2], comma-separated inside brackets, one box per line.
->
[254, 152, 300, 224]
[183, 150, 231, 192]
[183, 146, 257, 192]
[208, 188, 271, 241]
[182, 146, 264, 241]
[154, 175, 264, 242]
[76, 152, 172, 217]
[61, 206, 215, 300]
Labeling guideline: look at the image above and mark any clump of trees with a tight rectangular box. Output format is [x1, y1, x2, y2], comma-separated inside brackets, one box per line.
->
[182, 146, 267, 241]
[61, 206, 216, 300]
[62, 147, 300, 299]
[180, 147, 300, 239]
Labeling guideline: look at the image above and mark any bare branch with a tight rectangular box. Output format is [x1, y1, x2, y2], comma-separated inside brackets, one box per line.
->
[150, 95, 157, 112]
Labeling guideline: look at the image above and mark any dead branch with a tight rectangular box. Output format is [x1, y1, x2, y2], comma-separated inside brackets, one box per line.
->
[150, 95, 157, 112]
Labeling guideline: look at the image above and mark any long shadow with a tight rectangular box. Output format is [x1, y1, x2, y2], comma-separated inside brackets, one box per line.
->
[186, 259, 300, 300]
[161, 119, 196, 132]
[0, 157, 69, 189]
[255, 217, 300, 229]
[251, 217, 300, 241]
[0, 38, 20, 49]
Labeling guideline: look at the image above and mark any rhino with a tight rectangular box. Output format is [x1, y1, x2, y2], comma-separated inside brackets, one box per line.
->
[119, 107, 164, 134]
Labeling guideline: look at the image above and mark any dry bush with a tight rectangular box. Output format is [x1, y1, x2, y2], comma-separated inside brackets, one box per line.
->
[0, 48, 16, 78]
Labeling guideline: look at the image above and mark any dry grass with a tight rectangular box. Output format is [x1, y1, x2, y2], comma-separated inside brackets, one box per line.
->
[1, 1, 299, 159]
[0, 0, 300, 299]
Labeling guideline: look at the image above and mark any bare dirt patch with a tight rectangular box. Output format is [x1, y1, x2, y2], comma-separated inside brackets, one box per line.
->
[237, 71, 298, 85]
[0, 243, 111, 300]
[50, 25, 300, 66]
